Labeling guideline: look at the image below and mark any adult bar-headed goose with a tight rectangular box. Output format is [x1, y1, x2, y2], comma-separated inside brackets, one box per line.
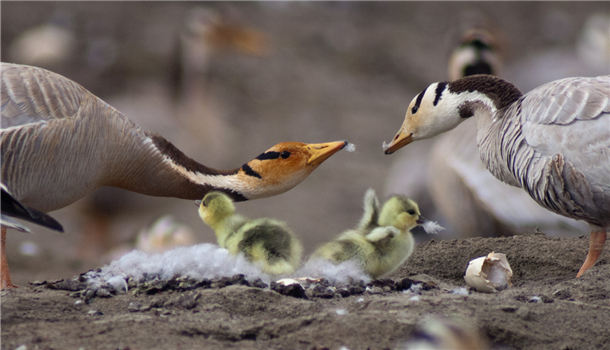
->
[0, 62, 348, 289]
[427, 29, 588, 238]
[1, 184, 64, 289]
[384, 74, 610, 277]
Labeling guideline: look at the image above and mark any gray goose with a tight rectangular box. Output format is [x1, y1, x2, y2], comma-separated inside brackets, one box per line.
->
[428, 29, 587, 238]
[384, 74, 610, 277]
[0, 62, 347, 289]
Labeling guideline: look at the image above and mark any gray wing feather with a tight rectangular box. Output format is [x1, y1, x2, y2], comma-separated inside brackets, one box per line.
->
[519, 76, 610, 227]
[521, 76, 610, 125]
[1, 62, 88, 128]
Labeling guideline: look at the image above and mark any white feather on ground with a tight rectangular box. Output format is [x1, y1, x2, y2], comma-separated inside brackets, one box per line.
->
[85, 245, 371, 291]
[86, 243, 272, 289]
[295, 258, 371, 285]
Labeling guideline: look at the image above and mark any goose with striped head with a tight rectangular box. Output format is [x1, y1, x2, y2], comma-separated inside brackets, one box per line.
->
[384, 74, 610, 277]
[0, 62, 348, 289]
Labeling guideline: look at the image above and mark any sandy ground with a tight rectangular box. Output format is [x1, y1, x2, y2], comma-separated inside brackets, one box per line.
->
[2, 233, 610, 350]
[2, 2, 609, 350]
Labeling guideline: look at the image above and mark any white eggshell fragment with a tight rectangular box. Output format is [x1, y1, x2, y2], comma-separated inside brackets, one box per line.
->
[464, 252, 512, 293]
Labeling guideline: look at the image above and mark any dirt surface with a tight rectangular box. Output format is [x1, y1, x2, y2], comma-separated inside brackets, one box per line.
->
[2, 233, 609, 350]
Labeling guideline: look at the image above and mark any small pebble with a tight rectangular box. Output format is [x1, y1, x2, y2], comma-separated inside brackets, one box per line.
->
[450, 287, 469, 296]
[128, 302, 142, 312]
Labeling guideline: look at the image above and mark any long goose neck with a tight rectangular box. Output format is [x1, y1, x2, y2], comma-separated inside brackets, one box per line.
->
[105, 125, 247, 202]
[447, 75, 524, 186]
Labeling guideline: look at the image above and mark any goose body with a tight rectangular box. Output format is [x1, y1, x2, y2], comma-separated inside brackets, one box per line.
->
[384, 74, 610, 277]
[197, 192, 303, 275]
[0, 62, 347, 288]
[312, 189, 423, 279]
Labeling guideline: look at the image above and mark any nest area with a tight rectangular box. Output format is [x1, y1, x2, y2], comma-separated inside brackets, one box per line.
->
[40, 272, 440, 303]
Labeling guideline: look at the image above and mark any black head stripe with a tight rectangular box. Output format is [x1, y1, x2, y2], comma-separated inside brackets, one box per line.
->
[413, 86, 428, 112]
[433, 82, 448, 106]
[255, 151, 281, 161]
[241, 164, 262, 179]
[470, 39, 492, 51]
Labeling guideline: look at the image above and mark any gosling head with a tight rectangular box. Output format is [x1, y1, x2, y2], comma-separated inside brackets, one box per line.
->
[378, 195, 424, 232]
[197, 192, 236, 227]
[236, 140, 348, 200]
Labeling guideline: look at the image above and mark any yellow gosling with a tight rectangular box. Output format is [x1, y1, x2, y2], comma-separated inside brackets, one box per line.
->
[312, 189, 424, 279]
[198, 192, 302, 275]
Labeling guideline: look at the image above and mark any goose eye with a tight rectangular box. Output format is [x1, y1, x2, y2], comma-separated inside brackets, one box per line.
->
[411, 106, 418, 114]
[281, 151, 290, 159]
[407, 209, 416, 215]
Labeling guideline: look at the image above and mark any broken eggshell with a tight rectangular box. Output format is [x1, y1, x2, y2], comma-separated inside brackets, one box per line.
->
[464, 252, 512, 293]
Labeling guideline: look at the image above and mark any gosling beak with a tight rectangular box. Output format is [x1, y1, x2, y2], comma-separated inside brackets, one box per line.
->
[194, 200, 202, 207]
[416, 216, 427, 225]
[306, 140, 348, 166]
[384, 131, 413, 155]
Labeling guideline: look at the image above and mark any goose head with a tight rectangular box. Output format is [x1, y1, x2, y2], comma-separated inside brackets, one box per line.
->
[379, 195, 423, 232]
[187, 140, 349, 202]
[197, 191, 235, 228]
[234, 140, 349, 200]
[383, 82, 466, 154]
[383, 75, 519, 154]
[448, 28, 502, 81]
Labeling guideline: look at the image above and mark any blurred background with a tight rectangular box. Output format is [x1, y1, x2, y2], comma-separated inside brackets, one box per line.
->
[2, 2, 608, 285]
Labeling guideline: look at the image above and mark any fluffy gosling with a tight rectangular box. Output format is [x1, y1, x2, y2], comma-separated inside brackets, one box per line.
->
[197, 192, 302, 275]
[312, 189, 424, 279]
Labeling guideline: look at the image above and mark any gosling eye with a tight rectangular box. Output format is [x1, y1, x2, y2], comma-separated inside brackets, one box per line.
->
[281, 151, 290, 159]
[407, 209, 416, 215]
[411, 106, 418, 114]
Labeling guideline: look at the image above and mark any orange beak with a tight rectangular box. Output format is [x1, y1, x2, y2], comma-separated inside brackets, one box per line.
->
[384, 131, 414, 155]
[306, 141, 348, 166]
